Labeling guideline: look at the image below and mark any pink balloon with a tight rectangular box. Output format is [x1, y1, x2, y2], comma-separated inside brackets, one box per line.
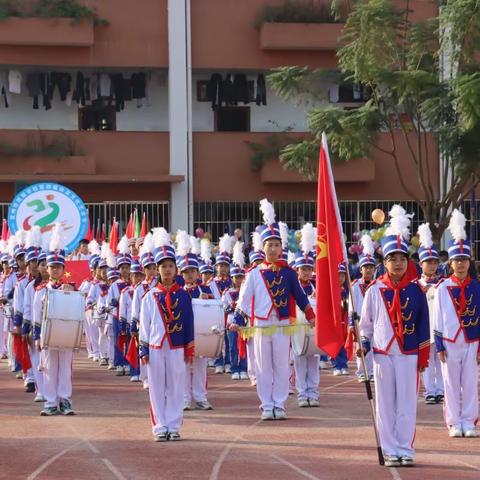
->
[195, 227, 205, 238]
[348, 246, 355, 255]
[352, 232, 360, 241]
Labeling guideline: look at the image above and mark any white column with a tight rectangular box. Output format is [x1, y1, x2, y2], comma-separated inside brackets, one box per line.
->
[168, 0, 193, 232]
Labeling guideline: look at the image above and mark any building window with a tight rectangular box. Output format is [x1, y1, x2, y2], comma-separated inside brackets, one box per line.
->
[79, 101, 116, 131]
[214, 107, 250, 132]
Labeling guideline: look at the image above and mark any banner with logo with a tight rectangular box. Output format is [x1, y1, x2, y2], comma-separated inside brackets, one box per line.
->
[8, 183, 88, 253]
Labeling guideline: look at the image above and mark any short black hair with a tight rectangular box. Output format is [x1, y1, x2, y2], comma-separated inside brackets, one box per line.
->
[384, 252, 408, 262]
[79, 239, 89, 246]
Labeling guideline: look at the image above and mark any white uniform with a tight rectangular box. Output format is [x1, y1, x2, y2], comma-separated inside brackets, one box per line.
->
[418, 276, 444, 399]
[139, 288, 186, 435]
[87, 281, 109, 360]
[33, 282, 74, 409]
[3, 272, 19, 368]
[360, 278, 429, 459]
[433, 277, 479, 432]
[79, 278, 98, 359]
[0, 273, 8, 356]
[23, 279, 44, 397]
[349, 278, 374, 378]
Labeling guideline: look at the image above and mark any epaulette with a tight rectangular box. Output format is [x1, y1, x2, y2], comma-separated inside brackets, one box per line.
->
[120, 285, 131, 295]
[434, 277, 447, 289]
[35, 281, 47, 291]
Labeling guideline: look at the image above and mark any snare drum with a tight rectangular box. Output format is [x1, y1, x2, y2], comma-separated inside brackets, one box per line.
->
[41, 289, 85, 350]
[192, 299, 224, 358]
[291, 300, 325, 357]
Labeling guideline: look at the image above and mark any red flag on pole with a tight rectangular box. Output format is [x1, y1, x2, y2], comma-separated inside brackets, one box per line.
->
[1, 219, 8, 241]
[315, 133, 348, 358]
[126, 336, 139, 369]
[140, 212, 148, 238]
[85, 214, 93, 241]
[125, 213, 134, 239]
[63, 260, 91, 288]
[109, 219, 119, 254]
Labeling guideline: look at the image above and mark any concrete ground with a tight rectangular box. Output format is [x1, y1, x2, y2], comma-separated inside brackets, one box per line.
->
[0, 352, 479, 480]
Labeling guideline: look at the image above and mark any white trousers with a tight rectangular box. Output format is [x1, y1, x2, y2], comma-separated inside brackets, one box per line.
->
[98, 324, 109, 359]
[254, 331, 290, 411]
[374, 353, 418, 458]
[29, 345, 44, 397]
[84, 311, 100, 357]
[147, 345, 185, 435]
[43, 349, 73, 409]
[247, 338, 256, 381]
[105, 324, 114, 362]
[184, 357, 208, 403]
[294, 354, 320, 401]
[356, 350, 373, 377]
[0, 314, 7, 355]
[422, 344, 444, 397]
[441, 336, 479, 431]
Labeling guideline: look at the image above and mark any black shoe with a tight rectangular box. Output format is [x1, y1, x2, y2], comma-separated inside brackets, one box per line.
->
[435, 394, 444, 404]
[25, 382, 36, 393]
[59, 400, 75, 416]
[168, 432, 181, 441]
[40, 407, 58, 416]
[425, 395, 437, 405]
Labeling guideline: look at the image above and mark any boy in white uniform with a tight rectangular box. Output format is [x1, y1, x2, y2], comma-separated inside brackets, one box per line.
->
[433, 210, 480, 438]
[359, 205, 430, 467]
[33, 224, 77, 416]
[416, 223, 444, 405]
[231, 199, 315, 420]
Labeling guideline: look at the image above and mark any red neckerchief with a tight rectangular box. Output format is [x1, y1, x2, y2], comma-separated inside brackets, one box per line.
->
[380, 273, 411, 345]
[450, 275, 472, 316]
[262, 259, 289, 271]
[156, 282, 181, 320]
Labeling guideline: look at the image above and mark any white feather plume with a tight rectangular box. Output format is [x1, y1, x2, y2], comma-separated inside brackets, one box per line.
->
[176, 230, 191, 256]
[360, 234, 375, 256]
[153, 227, 171, 248]
[7, 236, 17, 256]
[260, 198, 276, 225]
[385, 204, 413, 240]
[219, 234, 234, 255]
[0, 239, 6, 253]
[417, 223, 433, 249]
[49, 223, 66, 251]
[106, 248, 116, 269]
[251, 231, 263, 252]
[200, 239, 213, 264]
[41, 234, 50, 252]
[140, 232, 154, 256]
[190, 236, 201, 256]
[279, 222, 289, 249]
[88, 239, 100, 256]
[232, 241, 245, 269]
[100, 242, 109, 259]
[448, 209, 467, 243]
[288, 250, 296, 265]
[117, 235, 130, 255]
[25, 226, 42, 249]
[300, 223, 316, 254]
[15, 229, 26, 246]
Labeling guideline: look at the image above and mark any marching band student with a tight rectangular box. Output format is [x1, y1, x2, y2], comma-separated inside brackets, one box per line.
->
[105, 266, 120, 369]
[132, 233, 157, 389]
[293, 223, 320, 407]
[33, 224, 77, 416]
[119, 260, 144, 382]
[210, 234, 233, 374]
[416, 223, 444, 405]
[332, 263, 349, 376]
[23, 248, 48, 402]
[176, 231, 214, 411]
[87, 254, 110, 366]
[13, 228, 41, 392]
[245, 231, 266, 386]
[231, 199, 315, 421]
[359, 205, 430, 467]
[199, 238, 215, 286]
[70, 239, 91, 261]
[107, 236, 131, 376]
[433, 210, 480, 438]
[139, 228, 194, 442]
[223, 242, 248, 381]
[0, 251, 11, 359]
[349, 235, 376, 382]
[1, 251, 17, 372]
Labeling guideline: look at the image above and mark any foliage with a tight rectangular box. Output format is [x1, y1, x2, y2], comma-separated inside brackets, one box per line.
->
[254, 0, 341, 27]
[268, 0, 480, 241]
[0, 0, 108, 25]
[0, 130, 81, 158]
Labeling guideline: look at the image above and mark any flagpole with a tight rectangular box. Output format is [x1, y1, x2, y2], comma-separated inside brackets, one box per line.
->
[321, 132, 384, 466]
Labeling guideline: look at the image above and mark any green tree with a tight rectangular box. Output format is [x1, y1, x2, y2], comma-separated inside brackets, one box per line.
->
[268, 0, 480, 242]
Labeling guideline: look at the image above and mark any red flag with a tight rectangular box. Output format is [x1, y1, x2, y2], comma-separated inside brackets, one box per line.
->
[63, 260, 91, 288]
[125, 213, 134, 239]
[126, 336, 139, 369]
[1, 219, 8, 241]
[21, 339, 32, 373]
[109, 219, 119, 254]
[101, 223, 106, 243]
[315, 133, 348, 358]
[85, 215, 93, 241]
[140, 212, 148, 238]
